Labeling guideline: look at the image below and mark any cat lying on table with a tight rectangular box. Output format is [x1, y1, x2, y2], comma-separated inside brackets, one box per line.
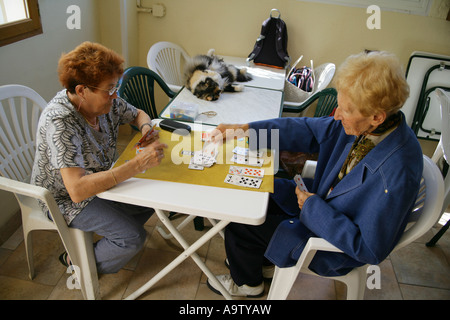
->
[185, 49, 252, 101]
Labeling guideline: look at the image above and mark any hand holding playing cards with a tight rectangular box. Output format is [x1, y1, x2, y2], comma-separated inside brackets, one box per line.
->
[134, 140, 168, 172]
[295, 187, 314, 210]
[136, 125, 159, 148]
[210, 123, 250, 142]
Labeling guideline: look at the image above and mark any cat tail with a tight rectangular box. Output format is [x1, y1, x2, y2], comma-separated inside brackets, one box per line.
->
[236, 67, 253, 82]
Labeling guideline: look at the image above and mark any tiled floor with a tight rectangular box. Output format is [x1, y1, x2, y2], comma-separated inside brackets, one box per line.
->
[0, 126, 449, 300]
[0, 213, 449, 300]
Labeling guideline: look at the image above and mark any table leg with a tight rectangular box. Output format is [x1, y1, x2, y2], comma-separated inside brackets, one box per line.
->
[124, 210, 232, 300]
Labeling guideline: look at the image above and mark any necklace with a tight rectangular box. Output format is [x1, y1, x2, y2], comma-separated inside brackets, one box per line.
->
[83, 115, 99, 130]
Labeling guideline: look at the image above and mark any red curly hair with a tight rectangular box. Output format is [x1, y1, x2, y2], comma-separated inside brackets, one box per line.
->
[58, 42, 124, 93]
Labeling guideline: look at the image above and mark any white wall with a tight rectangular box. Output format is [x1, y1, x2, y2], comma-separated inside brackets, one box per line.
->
[0, 0, 100, 230]
[0, 0, 449, 232]
[0, 0, 100, 101]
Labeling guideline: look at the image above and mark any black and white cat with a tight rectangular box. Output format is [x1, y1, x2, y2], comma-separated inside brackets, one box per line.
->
[185, 49, 253, 101]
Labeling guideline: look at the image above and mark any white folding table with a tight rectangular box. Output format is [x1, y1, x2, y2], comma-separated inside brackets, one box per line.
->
[97, 121, 271, 300]
[98, 176, 269, 300]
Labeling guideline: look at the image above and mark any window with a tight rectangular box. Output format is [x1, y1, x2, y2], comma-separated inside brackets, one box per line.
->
[298, 0, 433, 16]
[0, 0, 42, 47]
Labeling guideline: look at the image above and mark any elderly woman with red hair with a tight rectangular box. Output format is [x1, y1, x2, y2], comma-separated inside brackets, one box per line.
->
[31, 42, 167, 273]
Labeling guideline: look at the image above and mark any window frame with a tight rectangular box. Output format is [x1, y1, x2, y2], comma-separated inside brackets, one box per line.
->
[297, 0, 433, 16]
[0, 0, 42, 47]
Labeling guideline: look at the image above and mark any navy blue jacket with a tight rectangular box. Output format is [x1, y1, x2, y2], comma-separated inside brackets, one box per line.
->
[249, 114, 422, 276]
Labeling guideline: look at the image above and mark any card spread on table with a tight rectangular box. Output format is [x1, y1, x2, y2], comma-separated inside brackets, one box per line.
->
[230, 154, 264, 167]
[232, 147, 265, 158]
[294, 174, 308, 192]
[188, 141, 219, 169]
[224, 174, 262, 189]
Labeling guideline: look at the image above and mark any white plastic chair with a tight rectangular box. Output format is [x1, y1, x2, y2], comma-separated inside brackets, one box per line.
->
[0, 84, 100, 300]
[147, 41, 190, 93]
[427, 88, 450, 246]
[268, 155, 445, 300]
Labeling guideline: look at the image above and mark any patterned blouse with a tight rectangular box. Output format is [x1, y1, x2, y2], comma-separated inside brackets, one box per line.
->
[31, 90, 138, 225]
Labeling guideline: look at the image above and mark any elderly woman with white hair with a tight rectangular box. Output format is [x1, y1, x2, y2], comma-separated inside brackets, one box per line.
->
[207, 51, 423, 298]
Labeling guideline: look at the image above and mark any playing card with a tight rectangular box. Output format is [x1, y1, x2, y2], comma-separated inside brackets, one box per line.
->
[248, 150, 264, 158]
[234, 176, 263, 189]
[228, 166, 244, 175]
[181, 150, 194, 156]
[224, 174, 240, 185]
[233, 146, 249, 156]
[230, 154, 264, 167]
[294, 174, 308, 192]
[188, 163, 204, 170]
[202, 141, 219, 159]
[201, 131, 211, 142]
[229, 166, 264, 178]
[243, 167, 264, 177]
[192, 152, 216, 167]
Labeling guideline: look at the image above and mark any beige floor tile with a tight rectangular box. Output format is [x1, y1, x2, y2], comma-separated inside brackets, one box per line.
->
[0, 230, 65, 286]
[47, 272, 85, 300]
[0, 275, 54, 300]
[400, 283, 450, 300]
[390, 242, 450, 289]
[145, 215, 210, 258]
[363, 259, 403, 300]
[124, 247, 203, 300]
[287, 273, 336, 300]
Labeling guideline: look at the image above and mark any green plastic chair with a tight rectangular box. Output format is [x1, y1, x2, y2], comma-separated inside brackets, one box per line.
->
[119, 66, 176, 121]
[277, 88, 338, 178]
[283, 87, 338, 117]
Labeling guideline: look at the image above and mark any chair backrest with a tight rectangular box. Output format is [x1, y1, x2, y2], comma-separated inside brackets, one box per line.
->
[436, 88, 450, 210]
[282, 87, 338, 115]
[395, 155, 444, 252]
[436, 89, 450, 164]
[313, 88, 338, 117]
[147, 41, 190, 91]
[118, 67, 176, 120]
[0, 85, 46, 183]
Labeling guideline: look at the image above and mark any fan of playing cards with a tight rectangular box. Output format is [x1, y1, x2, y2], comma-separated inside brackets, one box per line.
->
[188, 141, 219, 170]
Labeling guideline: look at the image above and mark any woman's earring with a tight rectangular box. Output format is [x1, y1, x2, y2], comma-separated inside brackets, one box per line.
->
[77, 99, 83, 111]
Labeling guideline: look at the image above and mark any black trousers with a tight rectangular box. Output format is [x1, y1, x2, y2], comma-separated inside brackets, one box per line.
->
[224, 198, 292, 286]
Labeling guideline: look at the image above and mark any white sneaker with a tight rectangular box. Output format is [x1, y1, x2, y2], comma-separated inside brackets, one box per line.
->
[207, 274, 264, 298]
[225, 258, 274, 279]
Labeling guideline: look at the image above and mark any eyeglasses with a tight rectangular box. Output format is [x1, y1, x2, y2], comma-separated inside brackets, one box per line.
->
[87, 83, 121, 96]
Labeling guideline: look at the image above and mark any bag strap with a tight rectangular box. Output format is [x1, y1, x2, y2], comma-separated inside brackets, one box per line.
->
[247, 16, 271, 63]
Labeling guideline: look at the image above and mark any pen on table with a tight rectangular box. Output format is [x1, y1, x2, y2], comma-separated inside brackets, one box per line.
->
[134, 124, 156, 149]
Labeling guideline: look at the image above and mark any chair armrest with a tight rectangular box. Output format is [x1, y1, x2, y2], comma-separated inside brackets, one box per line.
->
[302, 160, 317, 179]
[296, 237, 343, 274]
[0, 176, 62, 223]
[0, 176, 48, 201]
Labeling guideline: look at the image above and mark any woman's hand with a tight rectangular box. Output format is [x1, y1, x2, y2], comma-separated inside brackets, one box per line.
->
[210, 123, 250, 142]
[295, 187, 314, 210]
[139, 127, 160, 147]
[134, 140, 168, 172]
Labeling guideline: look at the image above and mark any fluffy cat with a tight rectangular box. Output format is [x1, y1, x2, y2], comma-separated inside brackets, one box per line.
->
[184, 49, 253, 101]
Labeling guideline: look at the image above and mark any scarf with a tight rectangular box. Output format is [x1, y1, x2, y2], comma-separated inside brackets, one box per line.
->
[330, 112, 402, 192]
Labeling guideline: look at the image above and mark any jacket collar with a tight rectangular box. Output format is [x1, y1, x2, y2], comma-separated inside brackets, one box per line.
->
[325, 112, 410, 199]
